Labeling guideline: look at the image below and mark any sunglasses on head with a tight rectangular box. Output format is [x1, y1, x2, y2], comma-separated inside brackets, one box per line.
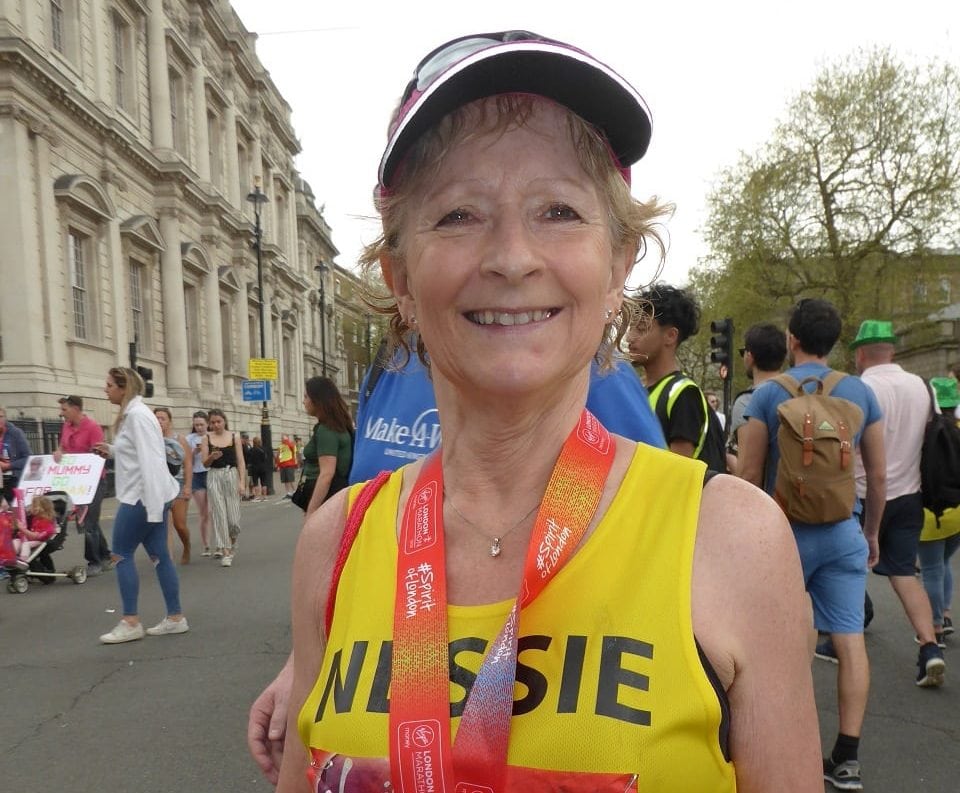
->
[400, 31, 551, 108]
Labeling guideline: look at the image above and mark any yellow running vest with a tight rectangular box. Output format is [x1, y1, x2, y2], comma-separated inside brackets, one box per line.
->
[298, 443, 737, 792]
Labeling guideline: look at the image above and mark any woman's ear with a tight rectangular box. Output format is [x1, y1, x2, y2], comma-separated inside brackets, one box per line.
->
[606, 247, 633, 308]
[379, 252, 407, 297]
[380, 252, 415, 320]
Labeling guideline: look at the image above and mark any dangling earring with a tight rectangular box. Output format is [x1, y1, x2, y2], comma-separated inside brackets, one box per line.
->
[605, 308, 613, 321]
[408, 314, 417, 327]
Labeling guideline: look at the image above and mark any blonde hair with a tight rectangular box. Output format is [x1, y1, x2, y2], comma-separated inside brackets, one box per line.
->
[359, 95, 671, 370]
[108, 367, 145, 432]
[29, 496, 56, 521]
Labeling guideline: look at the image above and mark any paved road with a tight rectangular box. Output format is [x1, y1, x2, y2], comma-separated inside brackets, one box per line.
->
[1, 497, 958, 791]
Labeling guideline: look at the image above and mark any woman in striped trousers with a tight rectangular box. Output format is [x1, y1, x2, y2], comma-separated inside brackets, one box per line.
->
[200, 408, 246, 567]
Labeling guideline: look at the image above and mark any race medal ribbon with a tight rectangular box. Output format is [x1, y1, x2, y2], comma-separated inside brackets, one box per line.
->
[390, 409, 615, 793]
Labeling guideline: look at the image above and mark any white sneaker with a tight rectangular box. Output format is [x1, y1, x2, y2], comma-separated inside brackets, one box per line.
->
[146, 617, 189, 636]
[99, 620, 145, 644]
[220, 555, 233, 567]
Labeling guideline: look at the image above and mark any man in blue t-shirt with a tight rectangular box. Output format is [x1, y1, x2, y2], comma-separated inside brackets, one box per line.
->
[738, 298, 884, 791]
[350, 344, 665, 484]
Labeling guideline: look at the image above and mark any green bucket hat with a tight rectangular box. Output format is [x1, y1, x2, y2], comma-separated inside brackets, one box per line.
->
[931, 377, 960, 410]
[850, 319, 897, 349]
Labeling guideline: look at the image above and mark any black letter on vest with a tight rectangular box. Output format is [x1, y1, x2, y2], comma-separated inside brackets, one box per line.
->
[596, 636, 652, 726]
[449, 636, 487, 717]
[366, 641, 393, 713]
[513, 634, 551, 715]
[557, 635, 588, 713]
[314, 641, 368, 722]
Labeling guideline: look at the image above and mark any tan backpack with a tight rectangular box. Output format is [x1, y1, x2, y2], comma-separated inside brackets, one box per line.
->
[772, 372, 864, 524]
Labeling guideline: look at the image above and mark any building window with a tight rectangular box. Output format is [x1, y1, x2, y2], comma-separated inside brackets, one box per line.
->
[220, 301, 232, 372]
[129, 260, 146, 347]
[275, 192, 286, 250]
[283, 334, 295, 395]
[208, 111, 222, 189]
[51, 0, 65, 53]
[184, 284, 200, 363]
[940, 277, 952, 304]
[169, 69, 187, 155]
[68, 230, 89, 339]
[112, 13, 133, 111]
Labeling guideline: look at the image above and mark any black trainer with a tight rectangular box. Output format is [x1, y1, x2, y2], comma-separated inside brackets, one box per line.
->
[823, 757, 863, 790]
[916, 642, 946, 687]
[944, 615, 954, 635]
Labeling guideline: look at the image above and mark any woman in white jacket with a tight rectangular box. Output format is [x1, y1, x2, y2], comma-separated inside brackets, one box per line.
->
[94, 367, 188, 644]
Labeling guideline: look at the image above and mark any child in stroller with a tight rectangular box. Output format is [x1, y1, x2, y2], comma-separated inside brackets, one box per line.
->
[3, 491, 87, 593]
[12, 496, 58, 568]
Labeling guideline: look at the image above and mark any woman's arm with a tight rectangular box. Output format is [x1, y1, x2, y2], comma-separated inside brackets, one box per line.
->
[178, 434, 193, 498]
[200, 436, 211, 467]
[276, 489, 349, 793]
[693, 474, 821, 793]
[305, 456, 336, 517]
[129, 410, 174, 522]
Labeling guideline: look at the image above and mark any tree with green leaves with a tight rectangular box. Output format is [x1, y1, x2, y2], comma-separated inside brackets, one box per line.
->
[696, 48, 960, 371]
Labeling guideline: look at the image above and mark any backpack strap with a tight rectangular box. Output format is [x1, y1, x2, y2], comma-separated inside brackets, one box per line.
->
[324, 470, 392, 637]
[771, 373, 802, 397]
[818, 370, 847, 397]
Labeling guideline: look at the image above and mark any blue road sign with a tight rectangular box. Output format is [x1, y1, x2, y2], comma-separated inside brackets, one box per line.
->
[241, 380, 271, 402]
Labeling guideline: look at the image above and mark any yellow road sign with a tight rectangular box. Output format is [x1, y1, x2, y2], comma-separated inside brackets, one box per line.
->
[248, 358, 278, 380]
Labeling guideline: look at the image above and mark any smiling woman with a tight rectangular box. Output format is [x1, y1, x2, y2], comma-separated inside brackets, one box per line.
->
[275, 31, 822, 793]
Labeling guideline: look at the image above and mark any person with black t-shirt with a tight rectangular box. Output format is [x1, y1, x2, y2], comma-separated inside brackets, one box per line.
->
[628, 284, 726, 471]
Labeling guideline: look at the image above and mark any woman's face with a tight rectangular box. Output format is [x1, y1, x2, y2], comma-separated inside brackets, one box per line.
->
[155, 411, 171, 433]
[104, 376, 124, 405]
[192, 416, 207, 434]
[208, 414, 225, 433]
[384, 100, 630, 398]
[302, 393, 317, 417]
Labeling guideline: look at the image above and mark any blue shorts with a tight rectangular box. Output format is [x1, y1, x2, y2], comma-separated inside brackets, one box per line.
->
[793, 516, 868, 634]
[191, 471, 207, 491]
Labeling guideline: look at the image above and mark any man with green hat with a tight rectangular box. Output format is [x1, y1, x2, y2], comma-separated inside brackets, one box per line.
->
[931, 376, 960, 420]
[853, 319, 946, 686]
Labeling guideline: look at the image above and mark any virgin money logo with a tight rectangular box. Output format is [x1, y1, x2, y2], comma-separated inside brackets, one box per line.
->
[578, 412, 610, 454]
[412, 724, 435, 748]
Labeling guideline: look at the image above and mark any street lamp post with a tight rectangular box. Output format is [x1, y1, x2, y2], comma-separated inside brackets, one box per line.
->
[315, 261, 328, 376]
[247, 176, 274, 495]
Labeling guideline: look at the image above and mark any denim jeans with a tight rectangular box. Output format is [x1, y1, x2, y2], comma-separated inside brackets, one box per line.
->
[917, 535, 960, 626]
[112, 500, 181, 617]
[82, 479, 111, 566]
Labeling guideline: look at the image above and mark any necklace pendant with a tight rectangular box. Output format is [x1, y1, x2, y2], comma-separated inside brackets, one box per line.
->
[490, 537, 502, 557]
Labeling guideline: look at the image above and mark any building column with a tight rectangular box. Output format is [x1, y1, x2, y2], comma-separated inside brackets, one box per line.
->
[146, 0, 173, 152]
[204, 261, 223, 393]
[106, 213, 126, 361]
[33, 129, 67, 372]
[262, 282, 274, 359]
[158, 210, 189, 391]
[89, 0, 108, 103]
[222, 76, 240, 208]
[0, 115, 47, 370]
[235, 278, 250, 375]
[190, 13, 210, 182]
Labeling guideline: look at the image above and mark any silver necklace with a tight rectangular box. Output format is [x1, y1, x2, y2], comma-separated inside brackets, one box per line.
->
[445, 490, 542, 558]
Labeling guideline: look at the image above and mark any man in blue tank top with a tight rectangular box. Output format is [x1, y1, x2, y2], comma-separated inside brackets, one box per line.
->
[350, 344, 666, 484]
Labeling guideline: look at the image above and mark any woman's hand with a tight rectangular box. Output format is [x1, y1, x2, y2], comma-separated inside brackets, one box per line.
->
[92, 442, 112, 458]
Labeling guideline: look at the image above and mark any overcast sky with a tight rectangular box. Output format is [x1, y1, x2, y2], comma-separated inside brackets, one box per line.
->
[229, 0, 958, 287]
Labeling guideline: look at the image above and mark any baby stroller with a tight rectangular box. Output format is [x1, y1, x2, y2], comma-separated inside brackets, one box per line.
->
[3, 491, 87, 594]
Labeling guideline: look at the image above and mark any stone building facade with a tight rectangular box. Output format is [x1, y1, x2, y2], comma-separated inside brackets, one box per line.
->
[0, 0, 366, 441]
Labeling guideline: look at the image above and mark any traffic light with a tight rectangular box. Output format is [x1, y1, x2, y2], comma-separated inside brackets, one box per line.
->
[136, 365, 154, 399]
[709, 318, 734, 367]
